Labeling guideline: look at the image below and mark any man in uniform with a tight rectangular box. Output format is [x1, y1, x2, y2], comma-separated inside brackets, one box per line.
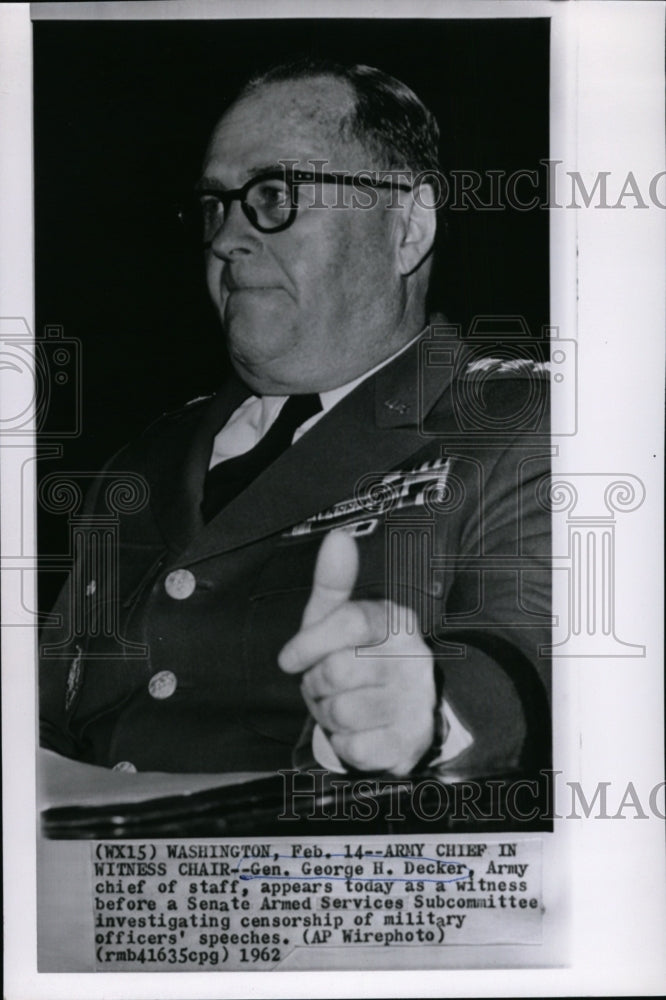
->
[40, 60, 551, 781]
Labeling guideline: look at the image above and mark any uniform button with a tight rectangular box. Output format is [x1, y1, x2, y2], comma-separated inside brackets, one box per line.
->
[148, 669, 178, 700]
[113, 761, 137, 773]
[164, 568, 196, 599]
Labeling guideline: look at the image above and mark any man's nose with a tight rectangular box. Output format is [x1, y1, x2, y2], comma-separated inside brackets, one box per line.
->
[208, 200, 260, 260]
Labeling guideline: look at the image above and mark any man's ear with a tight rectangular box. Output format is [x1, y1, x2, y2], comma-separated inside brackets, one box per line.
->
[396, 184, 437, 276]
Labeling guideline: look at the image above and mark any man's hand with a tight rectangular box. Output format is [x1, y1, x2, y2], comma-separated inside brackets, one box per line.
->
[278, 530, 437, 775]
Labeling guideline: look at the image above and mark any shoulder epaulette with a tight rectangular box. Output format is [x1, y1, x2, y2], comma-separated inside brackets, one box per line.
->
[184, 394, 214, 407]
[129, 394, 214, 443]
[158, 394, 213, 420]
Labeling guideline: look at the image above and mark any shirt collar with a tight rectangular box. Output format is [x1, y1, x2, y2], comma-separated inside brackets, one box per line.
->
[262, 326, 427, 416]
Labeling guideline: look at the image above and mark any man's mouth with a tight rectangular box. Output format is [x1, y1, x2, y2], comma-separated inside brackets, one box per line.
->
[222, 271, 280, 294]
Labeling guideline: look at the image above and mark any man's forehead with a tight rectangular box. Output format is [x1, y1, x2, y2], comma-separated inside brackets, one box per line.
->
[203, 76, 363, 181]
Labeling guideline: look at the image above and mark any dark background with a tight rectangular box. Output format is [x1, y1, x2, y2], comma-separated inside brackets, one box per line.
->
[34, 16, 549, 607]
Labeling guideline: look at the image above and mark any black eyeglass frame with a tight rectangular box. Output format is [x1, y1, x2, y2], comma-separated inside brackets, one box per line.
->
[182, 167, 414, 243]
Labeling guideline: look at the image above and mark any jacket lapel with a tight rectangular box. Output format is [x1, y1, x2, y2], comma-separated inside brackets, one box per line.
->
[173, 331, 457, 565]
[145, 375, 251, 552]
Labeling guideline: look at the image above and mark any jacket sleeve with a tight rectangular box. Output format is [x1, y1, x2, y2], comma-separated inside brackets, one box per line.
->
[431, 433, 551, 777]
[39, 469, 108, 761]
[38, 454, 152, 762]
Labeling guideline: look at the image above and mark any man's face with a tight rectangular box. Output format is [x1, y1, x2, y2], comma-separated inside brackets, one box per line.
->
[201, 77, 412, 395]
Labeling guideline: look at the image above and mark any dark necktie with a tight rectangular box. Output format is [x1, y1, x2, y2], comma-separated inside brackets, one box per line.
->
[201, 393, 322, 522]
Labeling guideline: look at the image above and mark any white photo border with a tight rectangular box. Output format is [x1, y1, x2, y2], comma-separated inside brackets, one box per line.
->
[1, 1, 665, 997]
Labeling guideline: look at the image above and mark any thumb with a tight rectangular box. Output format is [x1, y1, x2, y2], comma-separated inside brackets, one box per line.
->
[301, 529, 360, 628]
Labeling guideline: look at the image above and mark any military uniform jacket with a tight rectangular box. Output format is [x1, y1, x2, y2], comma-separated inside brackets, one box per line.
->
[40, 330, 552, 777]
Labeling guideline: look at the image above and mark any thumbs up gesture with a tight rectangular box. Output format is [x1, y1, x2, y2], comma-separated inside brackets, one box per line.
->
[278, 530, 437, 775]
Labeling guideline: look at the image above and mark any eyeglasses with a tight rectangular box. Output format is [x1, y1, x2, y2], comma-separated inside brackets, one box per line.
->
[178, 168, 413, 244]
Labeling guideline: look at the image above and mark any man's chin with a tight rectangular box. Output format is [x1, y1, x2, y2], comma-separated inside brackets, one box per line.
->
[227, 353, 293, 396]
[224, 324, 298, 394]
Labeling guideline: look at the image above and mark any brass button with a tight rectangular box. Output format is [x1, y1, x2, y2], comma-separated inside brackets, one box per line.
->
[113, 761, 137, 773]
[148, 669, 177, 700]
[164, 568, 196, 599]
